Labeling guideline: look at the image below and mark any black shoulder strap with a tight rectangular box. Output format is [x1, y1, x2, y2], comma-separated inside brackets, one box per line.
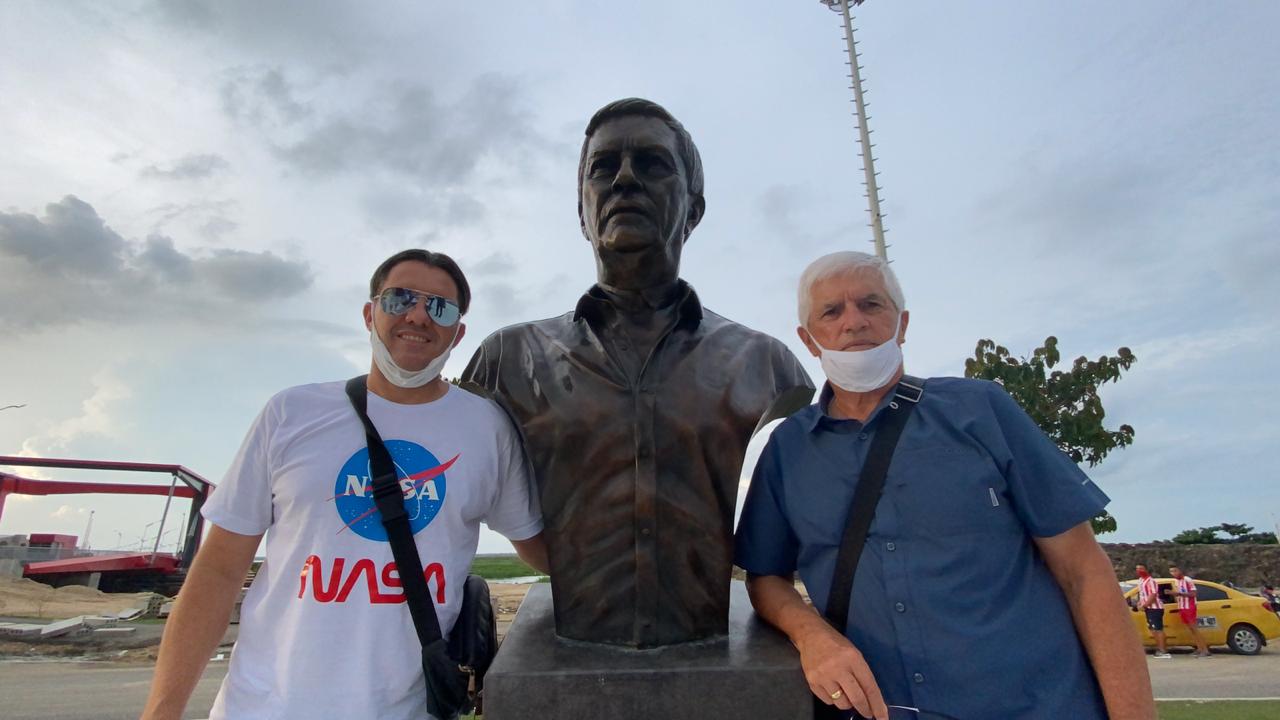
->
[344, 375, 446, 650]
[822, 375, 925, 632]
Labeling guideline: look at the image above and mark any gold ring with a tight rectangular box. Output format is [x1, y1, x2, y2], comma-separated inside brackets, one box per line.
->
[830, 690, 843, 700]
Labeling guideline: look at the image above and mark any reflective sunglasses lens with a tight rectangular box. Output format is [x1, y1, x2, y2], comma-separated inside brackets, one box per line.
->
[427, 296, 461, 327]
[379, 288, 416, 315]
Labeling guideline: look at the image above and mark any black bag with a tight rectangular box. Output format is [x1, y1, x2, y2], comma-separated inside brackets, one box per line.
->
[449, 574, 499, 706]
[814, 377, 924, 720]
[419, 574, 497, 718]
[345, 376, 498, 719]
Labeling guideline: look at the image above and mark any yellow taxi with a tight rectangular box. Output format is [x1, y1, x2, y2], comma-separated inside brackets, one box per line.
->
[1120, 577, 1280, 655]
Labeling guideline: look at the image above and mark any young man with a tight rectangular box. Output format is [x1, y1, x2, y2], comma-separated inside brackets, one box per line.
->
[1136, 564, 1172, 659]
[141, 249, 547, 720]
[1169, 565, 1212, 657]
[736, 251, 1155, 720]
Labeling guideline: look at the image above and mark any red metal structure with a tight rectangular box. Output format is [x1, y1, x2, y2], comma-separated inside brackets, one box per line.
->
[0, 456, 214, 592]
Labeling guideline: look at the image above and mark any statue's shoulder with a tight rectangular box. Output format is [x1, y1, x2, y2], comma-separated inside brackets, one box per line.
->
[476, 310, 578, 348]
[699, 307, 798, 355]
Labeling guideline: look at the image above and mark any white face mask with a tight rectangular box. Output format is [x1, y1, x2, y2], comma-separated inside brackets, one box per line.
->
[811, 315, 904, 392]
[369, 323, 458, 389]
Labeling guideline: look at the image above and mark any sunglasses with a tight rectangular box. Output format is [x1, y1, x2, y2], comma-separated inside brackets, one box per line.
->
[373, 287, 462, 327]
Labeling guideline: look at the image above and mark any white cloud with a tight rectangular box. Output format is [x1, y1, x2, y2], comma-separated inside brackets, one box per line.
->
[140, 153, 231, 181]
[20, 368, 132, 457]
[1132, 322, 1275, 374]
[0, 196, 313, 334]
[50, 505, 88, 520]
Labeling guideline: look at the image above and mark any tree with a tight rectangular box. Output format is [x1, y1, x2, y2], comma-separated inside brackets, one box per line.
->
[964, 336, 1135, 535]
[1171, 523, 1278, 545]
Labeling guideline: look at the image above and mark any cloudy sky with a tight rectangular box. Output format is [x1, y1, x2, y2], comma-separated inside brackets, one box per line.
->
[1, 1, 1277, 556]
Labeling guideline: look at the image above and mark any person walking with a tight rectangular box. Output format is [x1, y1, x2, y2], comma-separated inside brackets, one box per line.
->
[1169, 566, 1211, 658]
[1136, 564, 1171, 659]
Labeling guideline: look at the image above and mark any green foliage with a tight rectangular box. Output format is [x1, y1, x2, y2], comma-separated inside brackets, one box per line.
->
[964, 336, 1135, 535]
[1171, 523, 1279, 545]
[468, 554, 544, 579]
[1172, 527, 1222, 544]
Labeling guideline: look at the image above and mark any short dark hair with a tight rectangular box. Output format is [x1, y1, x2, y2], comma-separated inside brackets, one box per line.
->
[368, 249, 471, 315]
[576, 98, 705, 227]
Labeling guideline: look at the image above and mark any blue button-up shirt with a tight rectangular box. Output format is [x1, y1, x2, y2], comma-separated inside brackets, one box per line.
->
[735, 377, 1109, 720]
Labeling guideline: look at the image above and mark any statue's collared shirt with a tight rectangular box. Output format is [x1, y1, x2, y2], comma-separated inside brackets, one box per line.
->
[463, 282, 812, 646]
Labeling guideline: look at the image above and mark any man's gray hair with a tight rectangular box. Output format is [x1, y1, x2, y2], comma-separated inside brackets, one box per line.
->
[797, 251, 906, 325]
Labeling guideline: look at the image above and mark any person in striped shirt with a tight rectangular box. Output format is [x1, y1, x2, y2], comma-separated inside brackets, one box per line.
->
[1170, 565, 1212, 658]
[1136, 564, 1171, 658]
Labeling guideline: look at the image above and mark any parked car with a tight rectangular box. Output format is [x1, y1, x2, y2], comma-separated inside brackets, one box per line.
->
[1120, 577, 1280, 655]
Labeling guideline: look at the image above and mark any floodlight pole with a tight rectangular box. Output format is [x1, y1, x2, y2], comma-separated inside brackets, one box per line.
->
[823, 0, 888, 259]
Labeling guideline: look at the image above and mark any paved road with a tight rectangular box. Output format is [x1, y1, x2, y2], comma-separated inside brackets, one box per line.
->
[0, 659, 226, 720]
[1147, 647, 1280, 699]
[3, 647, 1278, 718]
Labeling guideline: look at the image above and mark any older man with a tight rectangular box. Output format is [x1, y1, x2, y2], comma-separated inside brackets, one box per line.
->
[463, 98, 812, 647]
[734, 251, 1154, 719]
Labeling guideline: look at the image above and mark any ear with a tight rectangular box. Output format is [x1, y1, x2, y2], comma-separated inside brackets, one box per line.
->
[897, 310, 910, 345]
[451, 323, 467, 348]
[578, 197, 593, 244]
[363, 302, 374, 331]
[683, 195, 706, 241]
[796, 325, 821, 359]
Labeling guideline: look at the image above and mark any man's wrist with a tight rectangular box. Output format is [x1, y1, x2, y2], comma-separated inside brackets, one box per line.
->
[792, 614, 843, 654]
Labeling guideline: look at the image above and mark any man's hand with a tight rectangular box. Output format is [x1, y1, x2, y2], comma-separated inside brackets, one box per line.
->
[795, 621, 887, 718]
[746, 573, 888, 720]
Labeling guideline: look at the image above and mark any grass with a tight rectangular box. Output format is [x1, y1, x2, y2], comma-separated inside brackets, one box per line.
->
[468, 554, 543, 580]
[1158, 700, 1280, 719]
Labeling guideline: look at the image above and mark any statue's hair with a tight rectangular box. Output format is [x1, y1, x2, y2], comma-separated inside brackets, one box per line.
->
[576, 98, 704, 229]
[797, 251, 905, 325]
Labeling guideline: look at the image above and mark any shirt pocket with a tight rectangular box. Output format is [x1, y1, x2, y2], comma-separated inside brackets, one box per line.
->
[788, 471, 861, 551]
[887, 446, 1020, 537]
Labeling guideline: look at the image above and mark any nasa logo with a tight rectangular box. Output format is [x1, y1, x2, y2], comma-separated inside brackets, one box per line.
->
[331, 440, 458, 541]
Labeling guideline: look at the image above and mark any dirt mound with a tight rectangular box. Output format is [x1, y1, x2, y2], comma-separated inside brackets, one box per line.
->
[0, 576, 157, 620]
[54, 584, 110, 598]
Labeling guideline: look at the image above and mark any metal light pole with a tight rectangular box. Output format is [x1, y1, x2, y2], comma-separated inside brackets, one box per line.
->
[82, 510, 94, 551]
[139, 520, 160, 550]
[819, 0, 888, 259]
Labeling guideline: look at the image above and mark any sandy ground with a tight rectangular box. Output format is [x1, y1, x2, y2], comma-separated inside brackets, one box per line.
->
[1, 574, 531, 623]
[0, 576, 159, 620]
[0, 577, 536, 662]
[489, 582, 535, 639]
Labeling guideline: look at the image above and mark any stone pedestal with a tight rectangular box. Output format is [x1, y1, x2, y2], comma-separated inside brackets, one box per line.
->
[484, 581, 811, 719]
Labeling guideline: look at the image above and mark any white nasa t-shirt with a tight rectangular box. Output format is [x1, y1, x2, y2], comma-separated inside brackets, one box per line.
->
[202, 381, 542, 720]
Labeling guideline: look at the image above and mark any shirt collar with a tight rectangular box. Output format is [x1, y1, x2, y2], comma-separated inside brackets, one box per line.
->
[804, 380, 900, 433]
[573, 280, 704, 330]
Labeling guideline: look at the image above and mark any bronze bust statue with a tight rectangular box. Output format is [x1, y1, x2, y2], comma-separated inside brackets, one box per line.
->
[463, 98, 812, 647]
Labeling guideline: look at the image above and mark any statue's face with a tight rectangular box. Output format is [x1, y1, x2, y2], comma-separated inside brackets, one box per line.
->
[580, 115, 697, 268]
